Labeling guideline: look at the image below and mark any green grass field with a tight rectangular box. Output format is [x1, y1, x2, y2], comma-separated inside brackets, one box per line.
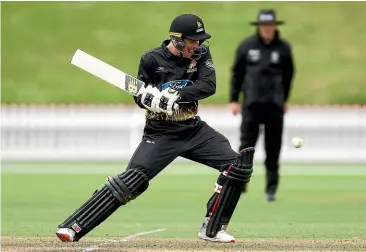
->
[2, 162, 366, 251]
[2, 2, 366, 105]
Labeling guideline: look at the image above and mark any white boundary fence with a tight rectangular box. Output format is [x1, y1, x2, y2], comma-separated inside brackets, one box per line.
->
[2, 105, 366, 163]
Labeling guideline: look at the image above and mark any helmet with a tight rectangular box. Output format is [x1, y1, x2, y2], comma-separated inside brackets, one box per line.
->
[169, 14, 211, 59]
[169, 14, 211, 41]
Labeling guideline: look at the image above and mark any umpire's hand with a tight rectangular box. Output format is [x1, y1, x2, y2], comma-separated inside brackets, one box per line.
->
[230, 102, 241, 115]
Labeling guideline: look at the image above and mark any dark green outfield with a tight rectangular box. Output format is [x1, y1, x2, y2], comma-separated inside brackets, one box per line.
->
[2, 2, 366, 104]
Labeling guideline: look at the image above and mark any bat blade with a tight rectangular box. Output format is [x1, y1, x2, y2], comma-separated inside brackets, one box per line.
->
[70, 49, 144, 96]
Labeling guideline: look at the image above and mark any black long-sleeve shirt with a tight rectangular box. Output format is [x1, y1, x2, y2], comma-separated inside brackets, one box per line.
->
[230, 31, 294, 108]
[135, 40, 216, 122]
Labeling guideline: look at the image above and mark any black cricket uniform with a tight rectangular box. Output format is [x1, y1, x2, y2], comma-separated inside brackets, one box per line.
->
[130, 40, 238, 180]
[56, 13, 255, 243]
[230, 31, 294, 195]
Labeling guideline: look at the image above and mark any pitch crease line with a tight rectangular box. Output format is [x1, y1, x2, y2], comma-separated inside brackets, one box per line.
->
[78, 228, 166, 252]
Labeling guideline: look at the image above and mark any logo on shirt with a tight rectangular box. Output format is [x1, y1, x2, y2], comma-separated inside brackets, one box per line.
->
[187, 60, 198, 73]
[270, 51, 280, 64]
[156, 66, 168, 73]
[248, 49, 261, 62]
[205, 59, 215, 70]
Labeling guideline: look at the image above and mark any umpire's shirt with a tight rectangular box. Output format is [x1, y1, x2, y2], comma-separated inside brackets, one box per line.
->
[230, 31, 294, 109]
[135, 40, 216, 122]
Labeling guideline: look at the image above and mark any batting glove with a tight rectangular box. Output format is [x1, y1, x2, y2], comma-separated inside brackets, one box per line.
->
[160, 88, 180, 116]
[140, 85, 164, 113]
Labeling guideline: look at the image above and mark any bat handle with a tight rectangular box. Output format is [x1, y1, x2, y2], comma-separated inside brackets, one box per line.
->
[136, 86, 146, 96]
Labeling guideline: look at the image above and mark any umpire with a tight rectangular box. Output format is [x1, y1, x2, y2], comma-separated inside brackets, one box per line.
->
[229, 9, 295, 201]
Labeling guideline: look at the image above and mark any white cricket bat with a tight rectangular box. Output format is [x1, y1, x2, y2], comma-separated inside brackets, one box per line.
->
[70, 49, 145, 96]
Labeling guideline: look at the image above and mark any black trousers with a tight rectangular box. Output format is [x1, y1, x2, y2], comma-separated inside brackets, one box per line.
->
[126, 116, 239, 221]
[127, 116, 238, 180]
[239, 103, 284, 195]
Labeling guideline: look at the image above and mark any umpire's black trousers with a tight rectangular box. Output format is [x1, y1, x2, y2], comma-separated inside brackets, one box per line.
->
[239, 103, 284, 195]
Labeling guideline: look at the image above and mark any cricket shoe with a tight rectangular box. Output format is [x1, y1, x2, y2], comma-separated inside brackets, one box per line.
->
[56, 228, 76, 242]
[266, 193, 276, 202]
[197, 218, 235, 243]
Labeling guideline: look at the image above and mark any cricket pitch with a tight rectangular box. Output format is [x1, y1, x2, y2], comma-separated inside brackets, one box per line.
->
[1, 237, 365, 252]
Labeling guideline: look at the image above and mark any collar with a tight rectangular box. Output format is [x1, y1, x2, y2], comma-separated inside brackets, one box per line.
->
[161, 40, 179, 59]
[161, 40, 191, 64]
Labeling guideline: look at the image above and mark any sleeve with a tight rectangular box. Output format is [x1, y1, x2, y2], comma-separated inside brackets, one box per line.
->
[282, 43, 295, 102]
[134, 53, 155, 109]
[229, 41, 248, 103]
[178, 49, 216, 102]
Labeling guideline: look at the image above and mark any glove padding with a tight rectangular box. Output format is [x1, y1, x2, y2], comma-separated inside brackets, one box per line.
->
[160, 88, 180, 116]
[140, 85, 163, 113]
[139, 85, 179, 115]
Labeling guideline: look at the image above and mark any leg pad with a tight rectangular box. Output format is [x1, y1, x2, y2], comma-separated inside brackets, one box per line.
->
[57, 169, 149, 241]
[206, 147, 255, 238]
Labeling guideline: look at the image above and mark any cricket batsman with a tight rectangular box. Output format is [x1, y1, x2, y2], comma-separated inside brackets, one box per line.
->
[56, 13, 255, 243]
